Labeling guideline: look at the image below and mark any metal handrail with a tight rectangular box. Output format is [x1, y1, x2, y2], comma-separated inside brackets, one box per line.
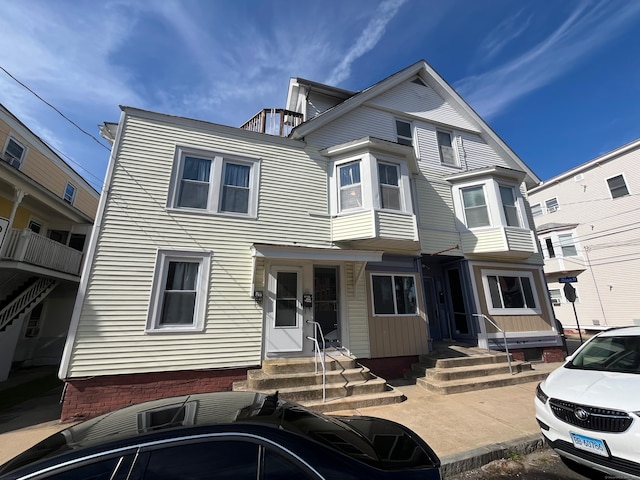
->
[473, 313, 513, 375]
[305, 320, 326, 402]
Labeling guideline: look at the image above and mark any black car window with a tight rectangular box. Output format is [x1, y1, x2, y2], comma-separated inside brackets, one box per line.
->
[39, 455, 131, 480]
[141, 440, 259, 480]
[262, 448, 315, 480]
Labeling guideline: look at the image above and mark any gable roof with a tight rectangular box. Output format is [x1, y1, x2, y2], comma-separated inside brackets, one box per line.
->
[289, 60, 541, 187]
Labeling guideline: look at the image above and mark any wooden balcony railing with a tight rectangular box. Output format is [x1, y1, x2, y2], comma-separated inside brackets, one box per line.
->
[0, 229, 84, 276]
[241, 109, 303, 137]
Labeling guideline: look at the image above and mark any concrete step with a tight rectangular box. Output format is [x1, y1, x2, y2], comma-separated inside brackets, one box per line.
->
[417, 352, 512, 369]
[246, 367, 371, 390]
[261, 355, 356, 374]
[416, 369, 550, 395]
[301, 388, 406, 413]
[420, 361, 533, 382]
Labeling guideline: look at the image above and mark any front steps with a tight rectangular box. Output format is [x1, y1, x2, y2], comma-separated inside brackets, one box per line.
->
[407, 343, 550, 395]
[233, 353, 404, 413]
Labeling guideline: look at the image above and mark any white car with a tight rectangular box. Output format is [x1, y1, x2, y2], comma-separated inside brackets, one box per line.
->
[535, 326, 640, 480]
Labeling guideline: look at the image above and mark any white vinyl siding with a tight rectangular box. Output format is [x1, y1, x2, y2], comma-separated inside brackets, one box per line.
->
[67, 113, 330, 376]
[346, 262, 370, 358]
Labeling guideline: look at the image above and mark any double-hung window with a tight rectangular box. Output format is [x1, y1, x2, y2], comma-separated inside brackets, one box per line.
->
[558, 233, 577, 257]
[437, 130, 457, 166]
[170, 149, 259, 217]
[461, 185, 490, 228]
[499, 185, 520, 227]
[3, 137, 25, 168]
[395, 120, 412, 146]
[147, 250, 211, 332]
[483, 270, 539, 314]
[378, 162, 401, 210]
[371, 274, 418, 315]
[338, 161, 362, 211]
[531, 203, 543, 217]
[607, 174, 629, 199]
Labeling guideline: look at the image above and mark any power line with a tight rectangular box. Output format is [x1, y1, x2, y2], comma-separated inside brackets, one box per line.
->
[0, 65, 111, 152]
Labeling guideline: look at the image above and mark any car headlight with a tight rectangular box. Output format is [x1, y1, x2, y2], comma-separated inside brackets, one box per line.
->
[536, 383, 549, 404]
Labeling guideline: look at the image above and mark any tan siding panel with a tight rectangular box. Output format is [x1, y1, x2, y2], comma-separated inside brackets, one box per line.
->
[332, 211, 373, 241]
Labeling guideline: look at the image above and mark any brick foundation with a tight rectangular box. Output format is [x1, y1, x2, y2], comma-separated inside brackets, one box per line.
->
[61, 368, 249, 422]
[509, 347, 565, 363]
[357, 356, 418, 380]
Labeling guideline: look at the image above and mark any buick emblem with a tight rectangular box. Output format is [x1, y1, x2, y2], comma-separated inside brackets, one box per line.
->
[574, 407, 589, 421]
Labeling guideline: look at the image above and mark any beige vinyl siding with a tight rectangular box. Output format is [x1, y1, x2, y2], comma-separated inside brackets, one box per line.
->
[415, 178, 462, 255]
[529, 144, 640, 327]
[346, 262, 370, 357]
[332, 211, 373, 241]
[366, 272, 429, 357]
[471, 265, 553, 333]
[461, 229, 506, 253]
[67, 113, 331, 377]
[366, 81, 478, 132]
[376, 211, 417, 240]
[505, 229, 536, 252]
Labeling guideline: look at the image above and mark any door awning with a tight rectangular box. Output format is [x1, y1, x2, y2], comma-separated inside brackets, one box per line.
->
[251, 244, 384, 262]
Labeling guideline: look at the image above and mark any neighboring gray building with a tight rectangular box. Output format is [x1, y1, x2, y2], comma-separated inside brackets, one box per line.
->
[528, 138, 640, 330]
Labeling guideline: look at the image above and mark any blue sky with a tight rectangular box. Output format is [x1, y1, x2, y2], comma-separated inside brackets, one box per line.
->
[1, 0, 639, 191]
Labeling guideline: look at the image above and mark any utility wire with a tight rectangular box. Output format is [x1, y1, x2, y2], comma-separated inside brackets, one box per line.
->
[0, 65, 111, 152]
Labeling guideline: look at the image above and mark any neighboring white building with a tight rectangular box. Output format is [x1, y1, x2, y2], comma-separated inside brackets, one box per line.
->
[528, 138, 640, 330]
[60, 61, 563, 421]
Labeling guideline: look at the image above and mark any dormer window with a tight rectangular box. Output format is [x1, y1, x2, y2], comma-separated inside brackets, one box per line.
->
[338, 161, 362, 211]
[395, 120, 412, 146]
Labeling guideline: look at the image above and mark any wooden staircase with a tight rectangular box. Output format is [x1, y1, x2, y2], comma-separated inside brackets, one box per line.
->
[407, 342, 550, 394]
[233, 353, 405, 413]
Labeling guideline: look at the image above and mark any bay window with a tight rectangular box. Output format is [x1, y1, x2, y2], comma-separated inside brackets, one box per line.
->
[339, 161, 362, 211]
[499, 185, 520, 227]
[378, 162, 401, 210]
[461, 186, 490, 228]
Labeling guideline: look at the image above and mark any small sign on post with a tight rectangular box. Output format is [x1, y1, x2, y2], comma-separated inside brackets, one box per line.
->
[562, 282, 583, 344]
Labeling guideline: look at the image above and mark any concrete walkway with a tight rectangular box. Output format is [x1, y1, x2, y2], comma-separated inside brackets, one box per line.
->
[0, 362, 562, 476]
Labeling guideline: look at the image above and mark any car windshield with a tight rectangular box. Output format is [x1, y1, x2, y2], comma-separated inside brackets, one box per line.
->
[568, 334, 640, 373]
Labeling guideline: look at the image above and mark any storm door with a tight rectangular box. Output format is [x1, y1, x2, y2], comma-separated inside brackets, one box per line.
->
[445, 267, 472, 340]
[313, 267, 340, 348]
[266, 267, 304, 354]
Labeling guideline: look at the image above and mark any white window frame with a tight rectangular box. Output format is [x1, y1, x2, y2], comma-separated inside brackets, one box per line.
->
[370, 273, 419, 316]
[481, 269, 541, 315]
[167, 147, 260, 218]
[3, 136, 26, 169]
[377, 161, 402, 211]
[499, 184, 521, 227]
[606, 173, 630, 199]
[395, 119, 413, 146]
[558, 233, 578, 257]
[545, 197, 559, 213]
[460, 185, 491, 228]
[146, 249, 211, 333]
[337, 160, 363, 212]
[63, 182, 77, 205]
[437, 130, 458, 167]
[549, 288, 563, 306]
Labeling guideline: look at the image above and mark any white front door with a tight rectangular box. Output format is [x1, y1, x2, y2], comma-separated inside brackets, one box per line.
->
[266, 267, 304, 354]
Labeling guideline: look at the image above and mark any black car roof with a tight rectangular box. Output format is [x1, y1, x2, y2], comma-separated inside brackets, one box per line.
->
[0, 391, 439, 477]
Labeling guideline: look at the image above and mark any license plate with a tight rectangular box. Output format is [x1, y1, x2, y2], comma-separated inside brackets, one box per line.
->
[570, 432, 608, 457]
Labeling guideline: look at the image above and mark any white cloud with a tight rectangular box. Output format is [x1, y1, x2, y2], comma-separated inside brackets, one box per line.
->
[325, 0, 408, 86]
[479, 9, 531, 60]
[456, 1, 640, 119]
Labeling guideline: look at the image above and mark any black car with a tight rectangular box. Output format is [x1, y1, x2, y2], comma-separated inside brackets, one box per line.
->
[0, 391, 441, 480]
